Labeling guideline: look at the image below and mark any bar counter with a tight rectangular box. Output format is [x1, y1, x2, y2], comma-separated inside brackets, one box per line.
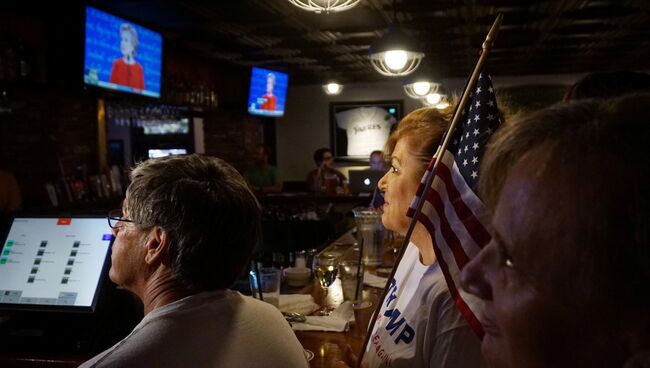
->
[0, 230, 385, 368]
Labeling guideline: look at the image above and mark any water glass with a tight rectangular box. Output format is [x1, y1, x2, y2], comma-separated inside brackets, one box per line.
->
[339, 247, 364, 303]
[353, 207, 386, 266]
[249, 267, 281, 308]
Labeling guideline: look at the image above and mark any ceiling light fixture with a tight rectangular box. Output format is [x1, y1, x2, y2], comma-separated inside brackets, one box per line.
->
[288, 0, 361, 14]
[425, 92, 442, 105]
[434, 101, 450, 109]
[368, 0, 424, 77]
[404, 81, 441, 99]
[421, 93, 450, 110]
[323, 82, 344, 95]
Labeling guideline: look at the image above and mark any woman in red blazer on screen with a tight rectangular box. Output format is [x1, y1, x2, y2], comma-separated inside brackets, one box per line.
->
[260, 73, 277, 111]
[109, 23, 145, 90]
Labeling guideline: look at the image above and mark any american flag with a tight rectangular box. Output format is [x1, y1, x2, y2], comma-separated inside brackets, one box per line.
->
[407, 70, 501, 338]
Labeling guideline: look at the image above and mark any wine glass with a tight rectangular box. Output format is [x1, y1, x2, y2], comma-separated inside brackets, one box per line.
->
[313, 252, 340, 315]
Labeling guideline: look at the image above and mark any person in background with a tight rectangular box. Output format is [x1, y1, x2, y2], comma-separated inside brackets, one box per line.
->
[109, 23, 145, 90]
[306, 147, 348, 194]
[348, 107, 483, 368]
[564, 71, 650, 101]
[260, 73, 277, 111]
[0, 169, 21, 228]
[80, 154, 308, 368]
[369, 150, 388, 172]
[244, 144, 283, 193]
[460, 95, 650, 368]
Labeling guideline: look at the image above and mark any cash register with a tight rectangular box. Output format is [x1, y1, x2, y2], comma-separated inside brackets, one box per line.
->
[0, 215, 138, 354]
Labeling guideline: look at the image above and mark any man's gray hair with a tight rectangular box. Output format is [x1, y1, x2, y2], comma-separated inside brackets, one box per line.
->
[126, 154, 261, 292]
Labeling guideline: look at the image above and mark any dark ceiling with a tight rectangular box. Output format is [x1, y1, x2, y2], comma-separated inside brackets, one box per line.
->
[96, 0, 650, 84]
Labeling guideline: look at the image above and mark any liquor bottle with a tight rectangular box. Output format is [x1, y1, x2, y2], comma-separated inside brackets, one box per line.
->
[17, 44, 30, 80]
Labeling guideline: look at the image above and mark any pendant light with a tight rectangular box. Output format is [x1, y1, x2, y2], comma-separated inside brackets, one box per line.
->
[404, 80, 441, 99]
[322, 82, 344, 95]
[369, 0, 424, 77]
[288, 0, 361, 14]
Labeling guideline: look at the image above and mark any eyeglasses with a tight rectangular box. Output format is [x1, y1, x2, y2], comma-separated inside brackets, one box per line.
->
[322, 155, 334, 160]
[107, 209, 135, 229]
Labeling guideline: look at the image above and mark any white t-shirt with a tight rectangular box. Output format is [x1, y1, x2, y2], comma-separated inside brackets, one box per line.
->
[336, 107, 396, 157]
[364, 243, 483, 368]
[80, 290, 309, 368]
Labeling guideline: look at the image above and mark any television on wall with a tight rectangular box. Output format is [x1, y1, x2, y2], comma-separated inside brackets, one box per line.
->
[247, 67, 288, 117]
[83, 6, 163, 98]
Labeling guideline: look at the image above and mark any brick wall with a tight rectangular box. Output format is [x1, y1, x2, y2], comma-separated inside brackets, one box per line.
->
[0, 89, 98, 207]
[202, 108, 264, 173]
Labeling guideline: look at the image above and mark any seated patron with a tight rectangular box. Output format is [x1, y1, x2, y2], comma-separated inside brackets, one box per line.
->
[369, 150, 388, 172]
[0, 169, 21, 217]
[358, 107, 483, 367]
[243, 144, 283, 193]
[81, 154, 308, 368]
[306, 147, 348, 194]
[461, 95, 650, 367]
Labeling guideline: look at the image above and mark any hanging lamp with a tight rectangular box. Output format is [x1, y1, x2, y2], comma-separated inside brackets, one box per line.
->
[322, 82, 344, 95]
[368, 0, 424, 77]
[288, 0, 361, 14]
[404, 80, 441, 99]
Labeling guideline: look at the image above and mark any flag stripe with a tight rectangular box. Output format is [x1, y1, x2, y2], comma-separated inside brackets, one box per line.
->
[434, 154, 491, 248]
[409, 157, 488, 258]
[414, 155, 490, 250]
[416, 211, 485, 338]
[423, 188, 471, 268]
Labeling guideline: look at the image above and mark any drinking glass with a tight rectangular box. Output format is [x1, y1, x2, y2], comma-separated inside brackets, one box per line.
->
[339, 246, 364, 303]
[313, 252, 340, 315]
[352, 207, 386, 266]
[248, 267, 281, 308]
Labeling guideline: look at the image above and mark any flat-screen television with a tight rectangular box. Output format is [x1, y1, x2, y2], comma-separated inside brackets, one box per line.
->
[84, 6, 163, 98]
[148, 148, 187, 159]
[247, 67, 288, 117]
[0, 216, 113, 312]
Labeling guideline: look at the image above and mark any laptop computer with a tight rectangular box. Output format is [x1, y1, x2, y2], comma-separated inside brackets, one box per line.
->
[348, 169, 386, 194]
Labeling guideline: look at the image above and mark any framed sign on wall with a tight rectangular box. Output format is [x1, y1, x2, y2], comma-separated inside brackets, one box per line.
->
[330, 100, 403, 163]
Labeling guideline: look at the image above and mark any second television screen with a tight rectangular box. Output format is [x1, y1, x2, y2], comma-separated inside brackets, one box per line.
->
[247, 67, 288, 117]
[84, 6, 162, 98]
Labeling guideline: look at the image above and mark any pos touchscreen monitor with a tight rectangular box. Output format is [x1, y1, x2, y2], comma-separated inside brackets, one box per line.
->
[0, 215, 114, 313]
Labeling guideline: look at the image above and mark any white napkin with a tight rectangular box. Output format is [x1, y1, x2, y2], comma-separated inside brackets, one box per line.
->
[279, 294, 319, 316]
[364, 271, 388, 289]
[291, 301, 354, 332]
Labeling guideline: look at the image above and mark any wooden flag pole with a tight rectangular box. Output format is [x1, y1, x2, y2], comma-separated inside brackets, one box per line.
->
[355, 14, 503, 367]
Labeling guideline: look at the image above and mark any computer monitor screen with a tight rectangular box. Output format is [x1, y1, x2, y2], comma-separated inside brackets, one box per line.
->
[348, 170, 386, 194]
[0, 216, 113, 312]
[147, 148, 187, 159]
[247, 67, 288, 117]
[83, 6, 163, 98]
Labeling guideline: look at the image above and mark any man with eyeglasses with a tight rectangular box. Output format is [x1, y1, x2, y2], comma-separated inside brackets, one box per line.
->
[81, 154, 308, 368]
[306, 147, 349, 194]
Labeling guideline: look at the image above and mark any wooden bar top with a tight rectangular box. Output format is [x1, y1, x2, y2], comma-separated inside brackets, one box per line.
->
[0, 230, 388, 368]
[296, 287, 380, 368]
